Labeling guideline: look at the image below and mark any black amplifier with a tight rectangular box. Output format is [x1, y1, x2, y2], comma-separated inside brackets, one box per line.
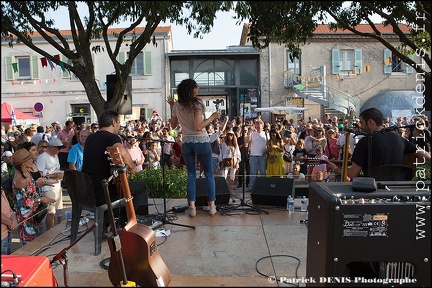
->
[306, 181, 431, 287]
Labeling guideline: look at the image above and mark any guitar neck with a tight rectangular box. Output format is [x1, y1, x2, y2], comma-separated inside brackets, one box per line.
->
[119, 172, 137, 227]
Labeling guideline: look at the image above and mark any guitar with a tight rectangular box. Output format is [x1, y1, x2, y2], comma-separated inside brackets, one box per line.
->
[106, 146, 171, 287]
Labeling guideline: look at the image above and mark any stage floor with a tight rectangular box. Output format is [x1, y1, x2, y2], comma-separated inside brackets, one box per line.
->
[7, 188, 309, 287]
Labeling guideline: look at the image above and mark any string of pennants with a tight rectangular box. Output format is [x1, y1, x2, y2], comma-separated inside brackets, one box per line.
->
[287, 64, 372, 82]
[10, 54, 66, 73]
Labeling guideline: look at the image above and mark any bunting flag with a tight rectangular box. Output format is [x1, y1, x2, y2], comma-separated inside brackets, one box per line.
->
[47, 58, 55, 70]
[54, 54, 60, 61]
[59, 61, 66, 72]
[12, 63, 18, 73]
[40, 57, 48, 67]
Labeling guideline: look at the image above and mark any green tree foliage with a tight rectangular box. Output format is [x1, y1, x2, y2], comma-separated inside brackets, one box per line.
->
[2, 1, 430, 115]
[1, 1, 233, 115]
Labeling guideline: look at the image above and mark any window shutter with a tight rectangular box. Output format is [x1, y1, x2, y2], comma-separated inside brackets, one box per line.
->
[383, 49, 392, 74]
[331, 48, 340, 74]
[5, 56, 14, 80]
[31, 55, 39, 79]
[405, 55, 414, 74]
[117, 52, 126, 64]
[354, 49, 362, 74]
[61, 55, 70, 79]
[144, 51, 152, 76]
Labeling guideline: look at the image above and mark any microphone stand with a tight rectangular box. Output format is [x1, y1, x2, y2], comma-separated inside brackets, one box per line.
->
[148, 137, 195, 229]
[219, 100, 268, 215]
[50, 224, 97, 287]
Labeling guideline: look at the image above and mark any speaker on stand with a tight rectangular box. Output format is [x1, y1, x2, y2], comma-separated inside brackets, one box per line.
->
[106, 74, 132, 115]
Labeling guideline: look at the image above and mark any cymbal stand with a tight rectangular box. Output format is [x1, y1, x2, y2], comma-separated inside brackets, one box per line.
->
[148, 138, 195, 229]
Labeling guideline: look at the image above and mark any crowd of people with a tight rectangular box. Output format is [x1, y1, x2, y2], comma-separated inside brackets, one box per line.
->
[2, 88, 431, 253]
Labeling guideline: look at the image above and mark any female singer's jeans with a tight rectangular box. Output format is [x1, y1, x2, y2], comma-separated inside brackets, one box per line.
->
[182, 141, 216, 203]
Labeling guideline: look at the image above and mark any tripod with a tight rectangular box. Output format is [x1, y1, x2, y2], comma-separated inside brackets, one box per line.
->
[150, 137, 195, 229]
[220, 105, 268, 215]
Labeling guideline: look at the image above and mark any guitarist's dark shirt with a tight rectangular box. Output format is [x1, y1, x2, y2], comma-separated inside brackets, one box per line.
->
[82, 130, 122, 206]
[351, 131, 416, 177]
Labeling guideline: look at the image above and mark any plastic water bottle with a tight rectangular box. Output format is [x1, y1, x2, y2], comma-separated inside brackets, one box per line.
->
[301, 196, 308, 212]
[287, 196, 295, 213]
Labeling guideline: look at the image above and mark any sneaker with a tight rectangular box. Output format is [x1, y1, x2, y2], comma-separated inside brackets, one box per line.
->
[209, 205, 217, 216]
[188, 206, 196, 217]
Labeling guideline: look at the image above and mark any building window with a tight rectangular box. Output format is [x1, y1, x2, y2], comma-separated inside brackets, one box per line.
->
[286, 51, 301, 75]
[17, 56, 31, 79]
[383, 49, 413, 74]
[131, 52, 144, 75]
[332, 48, 362, 75]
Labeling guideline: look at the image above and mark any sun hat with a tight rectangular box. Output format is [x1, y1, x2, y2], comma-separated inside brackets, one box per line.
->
[2, 151, 13, 157]
[152, 109, 158, 113]
[49, 138, 66, 149]
[11, 149, 33, 166]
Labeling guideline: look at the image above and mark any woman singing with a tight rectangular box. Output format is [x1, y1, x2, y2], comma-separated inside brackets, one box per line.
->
[167, 79, 220, 217]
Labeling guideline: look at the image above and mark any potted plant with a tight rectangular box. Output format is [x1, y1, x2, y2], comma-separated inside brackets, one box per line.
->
[129, 167, 187, 199]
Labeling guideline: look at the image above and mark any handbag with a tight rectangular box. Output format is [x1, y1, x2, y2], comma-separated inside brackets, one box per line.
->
[267, 155, 276, 164]
[33, 202, 48, 223]
[222, 158, 233, 168]
[283, 147, 292, 163]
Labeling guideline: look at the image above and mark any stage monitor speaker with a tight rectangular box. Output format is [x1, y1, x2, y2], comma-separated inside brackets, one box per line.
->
[128, 181, 149, 215]
[1, 255, 57, 287]
[195, 177, 230, 206]
[306, 181, 431, 287]
[250, 177, 294, 206]
[106, 74, 132, 115]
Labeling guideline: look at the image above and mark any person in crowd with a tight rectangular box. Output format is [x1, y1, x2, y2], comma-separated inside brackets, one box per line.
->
[36, 138, 65, 230]
[1, 187, 18, 254]
[70, 125, 82, 146]
[30, 126, 50, 146]
[207, 116, 229, 176]
[311, 145, 330, 182]
[324, 128, 339, 161]
[24, 128, 35, 142]
[171, 132, 185, 168]
[12, 149, 55, 245]
[305, 126, 327, 182]
[292, 138, 308, 177]
[266, 128, 284, 177]
[82, 109, 146, 230]
[244, 119, 267, 192]
[219, 131, 241, 195]
[158, 127, 175, 168]
[1, 151, 13, 176]
[286, 161, 306, 180]
[125, 136, 145, 172]
[347, 108, 431, 180]
[147, 141, 161, 169]
[67, 129, 91, 171]
[90, 123, 99, 133]
[236, 125, 250, 189]
[282, 128, 296, 175]
[36, 140, 49, 157]
[56, 120, 75, 170]
[167, 78, 220, 217]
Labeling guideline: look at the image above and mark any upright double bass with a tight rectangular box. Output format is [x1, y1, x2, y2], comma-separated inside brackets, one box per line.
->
[106, 146, 171, 287]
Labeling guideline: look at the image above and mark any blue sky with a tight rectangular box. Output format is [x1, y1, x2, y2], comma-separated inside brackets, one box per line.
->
[49, 6, 244, 50]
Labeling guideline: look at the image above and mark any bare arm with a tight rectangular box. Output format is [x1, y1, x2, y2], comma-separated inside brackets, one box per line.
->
[195, 111, 220, 131]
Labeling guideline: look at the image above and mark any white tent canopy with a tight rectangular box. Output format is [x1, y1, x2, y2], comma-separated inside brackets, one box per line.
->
[254, 106, 308, 114]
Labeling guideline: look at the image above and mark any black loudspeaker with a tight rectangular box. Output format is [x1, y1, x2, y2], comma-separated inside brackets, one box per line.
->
[106, 74, 132, 114]
[306, 181, 431, 287]
[128, 181, 149, 215]
[195, 177, 230, 206]
[250, 177, 294, 206]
